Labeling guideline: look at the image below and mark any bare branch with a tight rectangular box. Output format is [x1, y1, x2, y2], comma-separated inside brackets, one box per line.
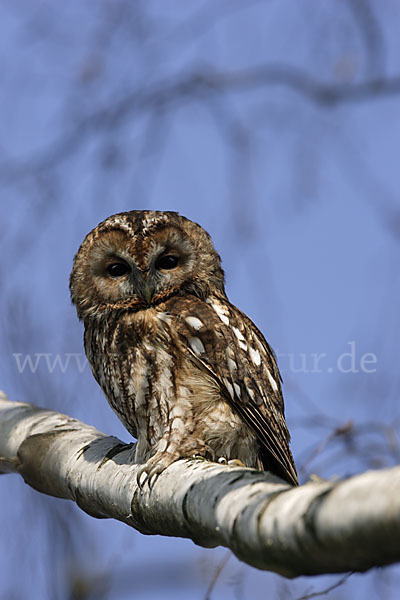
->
[1, 392, 400, 578]
[347, 0, 386, 77]
[1, 65, 399, 182]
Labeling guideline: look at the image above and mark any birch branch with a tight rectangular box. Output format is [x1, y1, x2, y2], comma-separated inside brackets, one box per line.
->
[0, 391, 399, 578]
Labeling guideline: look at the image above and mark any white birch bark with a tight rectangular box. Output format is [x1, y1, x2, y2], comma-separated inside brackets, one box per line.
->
[0, 391, 399, 577]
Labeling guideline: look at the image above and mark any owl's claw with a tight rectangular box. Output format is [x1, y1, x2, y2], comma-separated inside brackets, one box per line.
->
[136, 467, 149, 489]
[136, 452, 246, 487]
[148, 468, 162, 489]
[136, 452, 178, 490]
[136, 467, 161, 490]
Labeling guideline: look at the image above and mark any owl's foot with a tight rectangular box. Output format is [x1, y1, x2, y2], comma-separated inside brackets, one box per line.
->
[136, 434, 212, 488]
[136, 448, 212, 488]
[136, 451, 179, 489]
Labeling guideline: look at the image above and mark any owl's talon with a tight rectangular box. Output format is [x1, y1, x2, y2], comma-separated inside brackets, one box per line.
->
[148, 470, 161, 489]
[136, 467, 150, 489]
[136, 451, 178, 489]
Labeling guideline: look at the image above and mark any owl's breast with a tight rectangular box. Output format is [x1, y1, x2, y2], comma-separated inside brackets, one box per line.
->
[84, 309, 177, 443]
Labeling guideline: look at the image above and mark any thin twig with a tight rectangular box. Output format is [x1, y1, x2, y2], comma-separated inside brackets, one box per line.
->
[204, 551, 231, 600]
[296, 572, 352, 600]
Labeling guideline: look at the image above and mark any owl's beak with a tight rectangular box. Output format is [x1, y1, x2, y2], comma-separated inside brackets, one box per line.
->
[143, 282, 153, 304]
[134, 270, 154, 304]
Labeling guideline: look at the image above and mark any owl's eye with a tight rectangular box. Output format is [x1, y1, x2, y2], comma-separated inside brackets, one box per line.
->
[155, 255, 179, 271]
[107, 262, 130, 277]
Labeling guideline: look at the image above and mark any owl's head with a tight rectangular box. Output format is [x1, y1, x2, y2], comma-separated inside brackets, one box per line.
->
[70, 210, 225, 320]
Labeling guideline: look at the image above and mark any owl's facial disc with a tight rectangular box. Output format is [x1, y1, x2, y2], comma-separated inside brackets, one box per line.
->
[70, 213, 226, 319]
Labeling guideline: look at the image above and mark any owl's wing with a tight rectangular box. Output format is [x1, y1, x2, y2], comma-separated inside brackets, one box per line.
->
[164, 295, 298, 486]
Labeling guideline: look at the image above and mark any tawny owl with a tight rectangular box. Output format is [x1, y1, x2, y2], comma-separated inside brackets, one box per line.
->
[70, 211, 298, 486]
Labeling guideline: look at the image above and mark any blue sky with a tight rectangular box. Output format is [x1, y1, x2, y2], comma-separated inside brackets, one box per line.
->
[1, 2, 400, 598]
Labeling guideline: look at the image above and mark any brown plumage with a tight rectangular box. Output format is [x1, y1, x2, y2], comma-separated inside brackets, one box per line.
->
[70, 210, 298, 485]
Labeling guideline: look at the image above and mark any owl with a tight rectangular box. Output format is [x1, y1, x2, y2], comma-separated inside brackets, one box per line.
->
[70, 211, 298, 486]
